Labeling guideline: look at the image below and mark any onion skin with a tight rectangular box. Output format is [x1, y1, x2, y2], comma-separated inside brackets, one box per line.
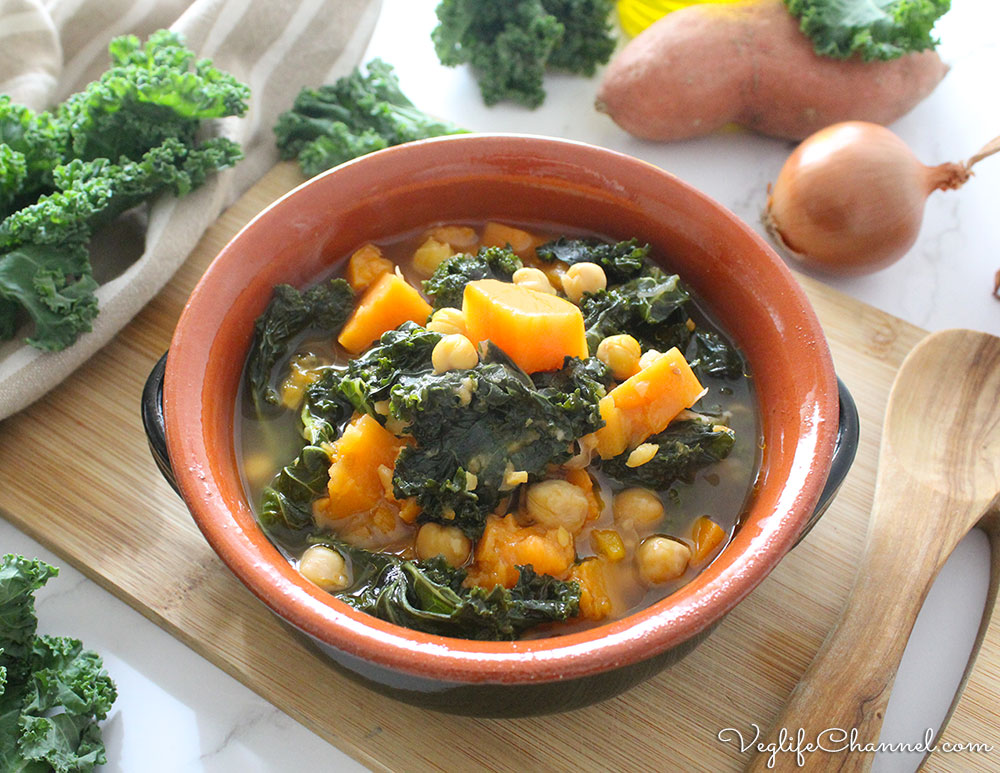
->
[765, 122, 968, 276]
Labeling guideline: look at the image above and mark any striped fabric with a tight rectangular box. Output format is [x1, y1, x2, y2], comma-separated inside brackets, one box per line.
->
[0, 0, 382, 420]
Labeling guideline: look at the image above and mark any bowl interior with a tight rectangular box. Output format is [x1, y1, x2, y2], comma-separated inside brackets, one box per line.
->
[164, 134, 837, 684]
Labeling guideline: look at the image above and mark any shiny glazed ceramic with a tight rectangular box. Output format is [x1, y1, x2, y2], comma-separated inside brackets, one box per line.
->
[158, 134, 846, 716]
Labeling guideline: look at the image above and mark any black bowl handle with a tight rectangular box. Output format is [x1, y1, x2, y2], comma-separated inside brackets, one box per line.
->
[141, 351, 860, 535]
[141, 351, 180, 496]
[794, 376, 860, 545]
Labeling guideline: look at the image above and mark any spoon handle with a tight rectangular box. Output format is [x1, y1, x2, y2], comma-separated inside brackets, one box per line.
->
[745, 482, 982, 772]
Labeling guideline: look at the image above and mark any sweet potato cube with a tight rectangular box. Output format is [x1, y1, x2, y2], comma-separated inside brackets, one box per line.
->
[338, 271, 432, 354]
[593, 347, 706, 458]
[462, 278, 588, 373]
[324, 414, 406, 517]
[344, 243, 393, 292]
[690, 515, 726, 565]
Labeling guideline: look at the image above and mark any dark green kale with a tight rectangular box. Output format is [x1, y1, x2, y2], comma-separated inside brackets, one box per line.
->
[390, 359, 605, 537]
[784, 0, 949, 62]
[313, 538, 580, 640]
[599, 412, 736, 489]
[688, 329, 746, 380]
[422, 245, 522, 309]
[536, 236, 652, 284]
[274, 58, 467, 178]
[0, 30, 249, 351]
[259, 445, 334, 550]
[432, 0, 616, 108]
[531, 355, 612, 437]
[337, 322, 443, 417]
[0, 555, 117, 773]
[580, 271, 692, 354]
[301, 367, 354, 445]
[245, 279, 354, 415]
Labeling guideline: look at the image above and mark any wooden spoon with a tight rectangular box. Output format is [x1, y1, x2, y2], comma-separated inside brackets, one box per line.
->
[747, 329, 1000, 772]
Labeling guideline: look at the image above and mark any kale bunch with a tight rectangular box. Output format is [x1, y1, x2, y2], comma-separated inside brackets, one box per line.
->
[432, 0, 617, 108]
[0, 555, 117, 773]
[0, 30, 249, 351]
[784, 0, 950, 61]
[422, 245, 523, 309]
[274, 58, 467, 178]
[599, 411, 736, 489]
[314, 539, 579, 640]
[245, 279, 354, 414]
[536, 236, 651, 284]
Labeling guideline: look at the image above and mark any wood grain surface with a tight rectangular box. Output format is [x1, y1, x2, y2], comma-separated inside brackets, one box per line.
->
[0, 162, 996, 772]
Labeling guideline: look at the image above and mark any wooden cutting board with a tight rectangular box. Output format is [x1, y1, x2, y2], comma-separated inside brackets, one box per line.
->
[1, 162, 996, 772]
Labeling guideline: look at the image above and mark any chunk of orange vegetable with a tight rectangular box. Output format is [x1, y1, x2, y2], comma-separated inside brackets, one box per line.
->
[323, 414, 407, 517]
[592, 347, 706, 458]
[690, 515, 726, 565]
[564, 467, 601, 522]
[338, 272, 433, 354]
[480, 221, 536, 257]
[569, 558, 614, 621]
[428, 225, 479, 252]
[465, 514, 576, 590]
[590, 529, 626, 561]
[344, 243, 393, 292]
[462, 278, 588, 373]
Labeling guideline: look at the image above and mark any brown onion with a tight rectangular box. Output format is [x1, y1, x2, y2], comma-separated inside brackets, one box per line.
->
[764, 121, 999, 277]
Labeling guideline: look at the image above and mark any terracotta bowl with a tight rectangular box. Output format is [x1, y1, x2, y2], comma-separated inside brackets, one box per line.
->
[143, 134, 857, 716]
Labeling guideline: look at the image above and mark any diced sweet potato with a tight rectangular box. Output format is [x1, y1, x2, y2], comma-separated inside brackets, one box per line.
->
[593, 347, 705, 458]
[690, 515, 726, 565]
[569, 558, 614, 621]
[462, 278, 588, 373]
[345, 243, 393, 292]
[323, 414, 406, 516]
[465, 514, 576, 590]
[480, 221, 536, 257]
[338, 271, 433, 354]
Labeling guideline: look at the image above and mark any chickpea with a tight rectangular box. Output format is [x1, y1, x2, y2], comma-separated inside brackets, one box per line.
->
[626, 443, 658, 468]
[415, 522, 472, 566]
[612, 487, 665, 528]
[432, 333, 478, 373]
[638, 348, 663, 370]
[512, 267, 556, 295]
[525, 479, 590, 533]
[637, 536, 691, 585]
[427, 307, 467, 336]
[596, 334, 641, 380]
[299, 545, 350, 591]
[561, 261, 607, 303]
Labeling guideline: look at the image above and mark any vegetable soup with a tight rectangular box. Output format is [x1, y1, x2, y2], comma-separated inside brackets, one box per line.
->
[237, 220, 760, 640]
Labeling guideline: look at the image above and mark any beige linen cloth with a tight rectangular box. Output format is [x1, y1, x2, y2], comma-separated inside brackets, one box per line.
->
[0, 0, 382, 420]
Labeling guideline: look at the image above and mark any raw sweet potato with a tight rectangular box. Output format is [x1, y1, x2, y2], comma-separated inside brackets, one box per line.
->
[595, 0, 948, 142]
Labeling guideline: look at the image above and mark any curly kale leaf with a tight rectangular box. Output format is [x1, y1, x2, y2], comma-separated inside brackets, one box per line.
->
[259, 445, 334, 549]
[423, 245, 522, 309]
[600, 412, 736, 488]
[531, 355, 612, 437]
[0, 555, 116, 773]
[390, 359, 604, 537]
[313, 538, 579, 640]
[338, 322, 443, 417]
[0, 243, 98, 352]
[784, 0, 950, 61]
[580, 271, 692, 354]
[536, 236, 652, 284]
[432, 0, 615, 107]
[56, 30, 249, 162]
[274, 58, 467, 178]
[301, 368, 354, 445]
[0, 98, 64, 217]
[245, 279, 354, 415]
[688, 329, 746, 380]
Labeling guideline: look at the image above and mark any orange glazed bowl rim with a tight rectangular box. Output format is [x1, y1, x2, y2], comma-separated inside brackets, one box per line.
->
[163, 133, 839, 686]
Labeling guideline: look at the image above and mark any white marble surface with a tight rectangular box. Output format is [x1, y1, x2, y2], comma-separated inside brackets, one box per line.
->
[2, 2, 998, 771]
